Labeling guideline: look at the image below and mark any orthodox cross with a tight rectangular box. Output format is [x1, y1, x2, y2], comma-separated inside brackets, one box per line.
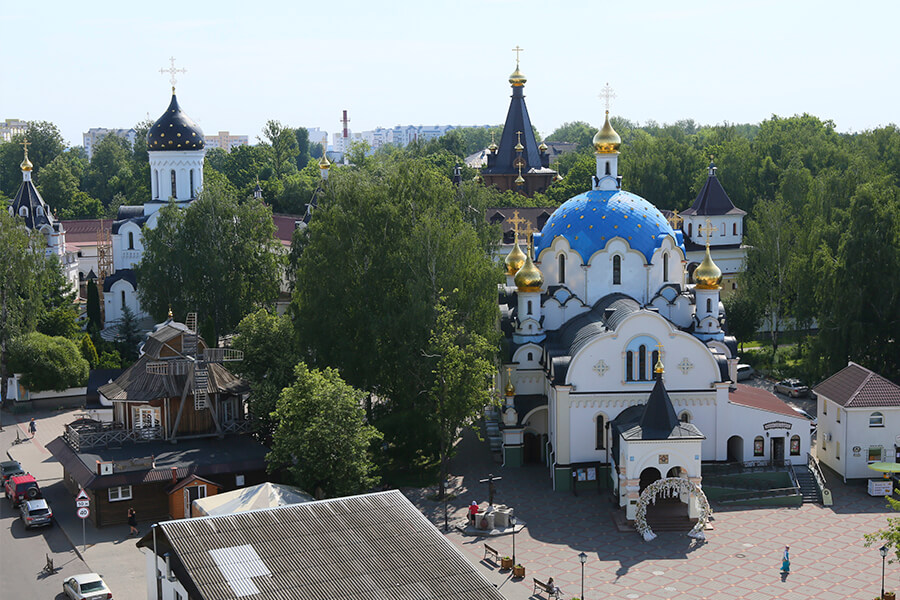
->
[507, 210, 527, 240]
[20, 137, 30, 155]
[699, 218, 717, 249]
[480, 473, 502, 507]
[511, 45, 524, 67]
[515, 130, 524, 152]
[667, 209, 683, 230]
[599, 83, 616, 112]
[160, 57, 187, 93]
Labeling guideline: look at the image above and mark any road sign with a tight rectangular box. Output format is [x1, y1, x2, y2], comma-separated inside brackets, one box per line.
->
[76, 489, 89, 501]
[76, 500, 90, 508]
[77, 507, 90, 519]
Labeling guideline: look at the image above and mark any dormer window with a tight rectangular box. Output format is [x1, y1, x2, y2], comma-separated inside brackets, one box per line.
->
[35, 206, 44, 216]
[19, 206, 28, 217]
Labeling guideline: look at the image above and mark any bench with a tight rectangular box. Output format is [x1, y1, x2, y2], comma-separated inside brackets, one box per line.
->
[483, 544, 500, 563]
[533, 578, 560, 599]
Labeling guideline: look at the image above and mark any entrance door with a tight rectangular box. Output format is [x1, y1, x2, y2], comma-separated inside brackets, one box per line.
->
[523, 432, 541, 464]
[772, 437, 785, 465]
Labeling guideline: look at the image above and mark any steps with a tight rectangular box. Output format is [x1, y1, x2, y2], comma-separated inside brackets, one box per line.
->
[794, 469, 821, 504]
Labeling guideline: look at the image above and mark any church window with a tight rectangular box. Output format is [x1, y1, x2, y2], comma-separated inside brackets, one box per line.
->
[790, 435, 801, 456]
[869, 412, 883, 427]
[753, 436, 764, 457]
[651, 350, 659, 374]
[190, 169, 195, 197]
[171, 170, 177, 198]
[626, 351, 634, 381]
[527, 352, 533, 361]
[121, 290, 126, 309]
[679, 411, 691, 424]
[638, 345, 647, 380]
[733, 223, 737, 235]
[663, 253, 669, 281]
[36, 206, 43, 216]
[721, 222, 726, 236]
[128, 231, 134, 250]
[706, 298, 712, 313]
[153, 169, 159, 198]
[605, 161, 611, 176]
[613, 255, 621, 285]
[527, 300, 533, 315]
[687, 223, 692, 237]
[558, 254, 566, 284]
[19, 206, 28, 217]
[595, 415, 605, 449]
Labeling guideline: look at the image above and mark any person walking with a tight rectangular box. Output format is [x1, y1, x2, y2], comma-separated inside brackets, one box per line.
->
[781, 546, 790, 574]
[128, 508, 139, 536]
[28, 418, 36, 437]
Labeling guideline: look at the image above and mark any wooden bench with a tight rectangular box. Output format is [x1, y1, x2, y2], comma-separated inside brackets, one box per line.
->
[533, 578, 560, 599]
[483, 544, 500, 563]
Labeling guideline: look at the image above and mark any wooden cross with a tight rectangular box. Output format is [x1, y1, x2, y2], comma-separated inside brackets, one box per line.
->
[511, 45, 524, 67]
[699, 217, 718, 248]
[480, 473, 503, 507]
[599, 82, 616, 112]
[507, 210, 527, 239]
[160, 57, 187, 92]
[667, 209, 683, 230]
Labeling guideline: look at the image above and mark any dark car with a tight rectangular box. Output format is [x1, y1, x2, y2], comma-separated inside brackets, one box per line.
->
[1, 460, 24, 484]
[19, 498, 53, 528]
[4, 473, 41, 507]
[774, 379, 810, 398]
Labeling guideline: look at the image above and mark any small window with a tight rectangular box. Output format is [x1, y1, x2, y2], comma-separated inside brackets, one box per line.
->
[190, 169, 195, 197]
[108, 485, 132, 502]
[721, 222, 726, 236]
[612, 255, 621, 285]
[19, 206, 28, 217]
[171, 170, 177, 198]
[679, 412, 691, 424]
[36, 206, 44, 216]
[836, 441, 840, 459]
[836, 407, 840, 423]
[638, 344, 647, 380]
[605, 161, 611, 176]
[128, 231, 134, 250]
[527, 352, 533, 361]
[733, 223, 737, 235]
[651, 350, 659, 374]
[558, 254, 566, 284]
[753, 436, 764, 457]
[154, 169, 159, 198]
[706, 298, 712, 313]
[121, 290, 126, 309]
[822, 401, 827, 415]
[869, 412, 884, 427]
[790, 435, 800, 456]
[527, 300, 532, 315]
[626, 351, 634, 382]
[663, 253, 669, 281]
[687, 223, 692, 237]
[596, 415, 605, 449]
[868, 447, 883, 463]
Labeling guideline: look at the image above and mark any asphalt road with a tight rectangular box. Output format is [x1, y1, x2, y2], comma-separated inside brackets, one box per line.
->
[1, 422, 90, 600]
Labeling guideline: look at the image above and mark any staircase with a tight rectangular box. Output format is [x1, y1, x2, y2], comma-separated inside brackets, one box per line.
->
[645, 503, 695, 532]
[794, 468, 821, 504]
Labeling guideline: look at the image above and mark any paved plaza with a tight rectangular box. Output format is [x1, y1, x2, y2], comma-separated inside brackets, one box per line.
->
[409, 430, 898, 600]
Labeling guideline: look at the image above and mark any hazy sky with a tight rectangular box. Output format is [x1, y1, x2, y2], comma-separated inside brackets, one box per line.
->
[3, 0, 898, 147]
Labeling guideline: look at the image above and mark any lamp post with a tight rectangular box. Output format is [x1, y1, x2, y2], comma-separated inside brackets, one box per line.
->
[578, 551, 587, 599]
[880, 545, 888, 600]
[510, 516, 517, 564]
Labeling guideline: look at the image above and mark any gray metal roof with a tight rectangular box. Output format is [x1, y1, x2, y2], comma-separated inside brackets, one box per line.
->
[141, 490, 506, 600]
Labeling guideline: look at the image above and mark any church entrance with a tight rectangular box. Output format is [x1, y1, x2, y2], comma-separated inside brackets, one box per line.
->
[639, 467, 661, 493]
[638, 468, 689, 531]
[727, 435, 744, 463]
[771, 437, 785, 465]
[523, 432, 541, 464]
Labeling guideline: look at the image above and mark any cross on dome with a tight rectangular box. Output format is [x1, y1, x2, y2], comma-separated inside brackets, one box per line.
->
[507, 210, 527, 239]
[599, 83, 617, 112]
[699, 217, 718, 249]
[160, 57, 187, 93]
[511, 45, 524, 67]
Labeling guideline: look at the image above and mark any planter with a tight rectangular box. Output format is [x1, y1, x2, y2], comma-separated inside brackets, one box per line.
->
[512, 565, 525, 578]
[500, 557, 513, 569]
[884, 593, 896, 600]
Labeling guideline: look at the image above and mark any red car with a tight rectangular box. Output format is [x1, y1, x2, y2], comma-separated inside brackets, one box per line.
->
[4, 473, 42, 507]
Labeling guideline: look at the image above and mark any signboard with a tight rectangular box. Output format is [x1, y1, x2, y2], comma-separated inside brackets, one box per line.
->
[763, 421, 792, 430]
[868, 479, 893, 497]
[76, 489, 89, 501]
[76, 500, 90, 508]
[77, 507, 90, 519]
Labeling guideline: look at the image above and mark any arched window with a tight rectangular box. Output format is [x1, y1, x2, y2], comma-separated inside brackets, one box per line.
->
[869, 412, 884, 427]
[153, 169, 159, 198]
[120, 290, 126, 309]
[688, 223, 692, 237]
[19, 206, 28, 217]
[171, 170, 177, 198]
[190, 169, 195, 197]
[733, 222, 737, 235]
[527, 300, 532, 315]
[721, 222, 726, 236]
[790, 435, 801, 455]
[527, 352, 533, 361]
[706, 298, 712, 313]
[663, 253, 669, 281]
[36, 206, 43, 216]
[596, 415, 606, 449]
[605, 161, 611, 176]
[679, 411, 691, 424]
[651, 350, 659, 374]
[613, 255, 621, 285]
[558, 254, 566, 284]
[753, 436, 765, 457]
[626, 351, 634, 381]
[128, 231, 134, 250]
[638, 345, 647, 380]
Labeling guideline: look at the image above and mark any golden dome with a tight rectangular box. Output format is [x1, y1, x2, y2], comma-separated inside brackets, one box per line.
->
[488, 141, 498, 152]
[504, 238, 526, 275]
[515, 173, 525, 185]
[592, 110, 621, 154]
[509, 66, 527, 87]
[554, 171, 563, 182]
[504, 378, 515, 396]
[514, 141, 524, 152]
[693, 246, 723, 289]
[515, 254, 543, 292]
[538, 142, 548, 153]
[20, 152, 33, 172]
[318, 153, 331, 170]
[654, 353, 665, 375]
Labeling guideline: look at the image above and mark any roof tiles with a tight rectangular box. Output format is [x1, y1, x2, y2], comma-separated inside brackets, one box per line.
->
[813, 362, 900, 408]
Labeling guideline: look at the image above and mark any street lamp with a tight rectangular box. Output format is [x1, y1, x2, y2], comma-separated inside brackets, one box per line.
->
[510, 516, 517, 564]
[578, 551, 587, 599]
[880, 545, 888, 600]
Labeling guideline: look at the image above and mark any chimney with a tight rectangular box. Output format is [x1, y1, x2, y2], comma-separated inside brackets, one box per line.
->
[171, 467, 177, 484]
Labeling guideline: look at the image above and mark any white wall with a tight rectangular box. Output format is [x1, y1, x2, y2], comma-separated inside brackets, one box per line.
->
[817, 395, 900, 479]
[144, 551, 192, 600]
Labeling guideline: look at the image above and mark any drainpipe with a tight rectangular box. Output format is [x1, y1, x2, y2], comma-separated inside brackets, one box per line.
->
[152, 524, 160, 600]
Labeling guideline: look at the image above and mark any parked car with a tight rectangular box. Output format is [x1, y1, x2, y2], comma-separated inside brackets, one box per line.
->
[0, 460, 24, 484]
[19, 498, 53, 528]
[63, 573, 113, 600]
[736, 364, 755, 381]
[4, 473, 41, 507]
[774, 379, 809, 398]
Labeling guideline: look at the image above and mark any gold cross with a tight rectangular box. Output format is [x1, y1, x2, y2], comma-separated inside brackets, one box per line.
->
[507, 210, 527, 239]
[160, 57, 187, 92]
[20, 137, 30, 155]
[667, 209, 683, 229]
[511, 45, 524, 67]
[516, 131, 523, 145]
[699, 217, 718, 249]
[599, 83, 616, 112]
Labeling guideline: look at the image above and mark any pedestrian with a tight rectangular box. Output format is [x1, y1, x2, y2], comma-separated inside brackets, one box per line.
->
[468, 501, 479, 527]
[128, 507, 138, 536]
[28, 418, 36, 437]
[547, 577, 561, 597]
[781, 545, 790, 573]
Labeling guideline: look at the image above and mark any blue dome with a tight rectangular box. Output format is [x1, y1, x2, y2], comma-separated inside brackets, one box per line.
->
[534, 189, 684, 264]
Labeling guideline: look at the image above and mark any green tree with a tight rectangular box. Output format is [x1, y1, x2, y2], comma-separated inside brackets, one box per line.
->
[864, 493, 900, 564]
[221, 144, 269, 193]
[9, 332, 89, 392]
[260, 120, 299, 179]
[82, 134, 136, 205]
[0, 122, 66, 197]
[86, 280, 102, 331]
[723, 290, 762, 352]
[97, 350, 123, 369]
[294, 127, 310, 171]
[546, 121, 596, 152]
[117, 305, 141, 362]
[80, 334, 99, 368]
[36, 153, 81, 214]
[268, 363, 381, 498]
[136, 177, 284, 341]
[37, 305, 82, 339]
[426, 298, 495, 498]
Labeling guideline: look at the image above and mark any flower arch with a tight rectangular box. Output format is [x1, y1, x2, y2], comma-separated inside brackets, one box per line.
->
[634, 477, 712, 542]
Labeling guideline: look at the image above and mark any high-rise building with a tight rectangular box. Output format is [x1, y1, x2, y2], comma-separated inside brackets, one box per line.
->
[83, 128, 138, 159]
[204, 131, 249, 152]
[0, 119, 27, 142]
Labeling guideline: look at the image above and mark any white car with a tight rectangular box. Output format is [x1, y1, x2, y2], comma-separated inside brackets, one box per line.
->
[63, 573, 112, 600]
[736, 364, 755, 381]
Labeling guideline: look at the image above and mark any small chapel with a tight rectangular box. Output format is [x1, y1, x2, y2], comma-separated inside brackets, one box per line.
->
[497, 100, 812, 521]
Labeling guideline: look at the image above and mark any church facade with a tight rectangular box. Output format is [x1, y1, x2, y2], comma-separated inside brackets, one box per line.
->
[497, 109, 812, 517]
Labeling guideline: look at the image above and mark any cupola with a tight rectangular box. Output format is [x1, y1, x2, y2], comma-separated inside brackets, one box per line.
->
[147, 94, 205, 151]
[592, 111, 621, 154]
[504, 237, 526, 275]
[514, 248, 543, 292]
[693, 245, 722, 289]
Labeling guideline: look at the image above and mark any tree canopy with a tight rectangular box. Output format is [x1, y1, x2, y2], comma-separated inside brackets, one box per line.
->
[9, 332, 88, 392]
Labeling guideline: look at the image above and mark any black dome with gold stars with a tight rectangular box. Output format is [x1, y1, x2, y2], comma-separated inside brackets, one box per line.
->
[147, 94, 205, 151]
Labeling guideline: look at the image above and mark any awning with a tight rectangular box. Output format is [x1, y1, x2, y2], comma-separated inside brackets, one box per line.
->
[868, 462, 900, 473]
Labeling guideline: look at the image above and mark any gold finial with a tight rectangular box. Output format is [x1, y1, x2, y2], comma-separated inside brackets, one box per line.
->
[538, 141, 548, 153]
[318, 142, 331, 169]
[554, 170, 563, 183]
[654, 343, 664, 374]
[515, 165, 525, 186]
[160, 56, 186, 93]
[505, 366, 516, 396]
[514, 131, 524, 152]
[514, 234, 543, 292]
[505, 234, 526, 275]
[19, 137, 33, 172]
[509, 46, 526, 86]
[473, 168, 483, 183]
[694, 218, 723, 289]
[167, 306, 173, 319]
[488, 131, 498, 152]
[512, 45, 524, 68]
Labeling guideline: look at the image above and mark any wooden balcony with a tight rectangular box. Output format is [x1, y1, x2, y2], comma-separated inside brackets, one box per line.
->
[63, 419, 162, 452]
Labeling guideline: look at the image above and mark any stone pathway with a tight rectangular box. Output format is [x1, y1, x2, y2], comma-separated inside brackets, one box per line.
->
[406, 428, 897, 600]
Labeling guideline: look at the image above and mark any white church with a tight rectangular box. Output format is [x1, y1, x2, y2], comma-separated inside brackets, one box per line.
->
[498, 108, 812, 520]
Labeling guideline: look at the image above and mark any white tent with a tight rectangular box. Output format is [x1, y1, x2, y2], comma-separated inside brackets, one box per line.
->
[191, 482, 313, 517]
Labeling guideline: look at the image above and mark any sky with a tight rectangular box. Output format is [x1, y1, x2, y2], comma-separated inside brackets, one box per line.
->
[3, 0, 899, 147]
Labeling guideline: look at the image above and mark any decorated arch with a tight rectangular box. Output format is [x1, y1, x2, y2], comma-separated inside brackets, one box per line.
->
[634, 477, 712, 542]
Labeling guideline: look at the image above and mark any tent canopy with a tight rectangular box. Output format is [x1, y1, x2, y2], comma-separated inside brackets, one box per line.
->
[868, 462, 900, 473]
[192, 482, 313, 517]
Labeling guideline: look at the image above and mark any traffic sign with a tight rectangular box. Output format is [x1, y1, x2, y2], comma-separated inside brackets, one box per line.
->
[76, 489, 89, 501]
[76, 500, 90, 508]
[77, 507, 90, 519]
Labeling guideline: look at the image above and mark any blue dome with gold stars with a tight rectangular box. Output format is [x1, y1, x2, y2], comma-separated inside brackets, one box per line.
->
[534, 190, 684, 264]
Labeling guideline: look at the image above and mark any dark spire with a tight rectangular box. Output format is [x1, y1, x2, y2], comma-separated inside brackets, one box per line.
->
[638, 374, 681, 440]
[681, 158, 746, 217]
